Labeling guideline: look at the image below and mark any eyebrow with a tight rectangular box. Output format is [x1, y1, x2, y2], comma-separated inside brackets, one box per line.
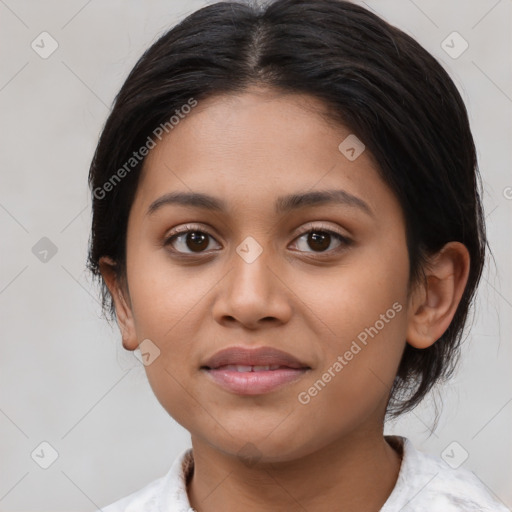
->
[146, 189, 374, 218]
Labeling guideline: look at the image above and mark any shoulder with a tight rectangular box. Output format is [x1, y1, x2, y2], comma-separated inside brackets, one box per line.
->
[101, 476, 165, 512]
[382, 436, 509, 512]
[100, 448, 195, 512]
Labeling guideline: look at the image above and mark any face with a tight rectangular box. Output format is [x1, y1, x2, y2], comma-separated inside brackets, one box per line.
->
[112, 87, 414, 462]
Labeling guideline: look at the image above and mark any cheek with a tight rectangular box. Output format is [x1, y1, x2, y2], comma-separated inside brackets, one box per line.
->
[126, 243, 210, 338]
[291, 293, 407, 452]
[291, 237, 409, 410]
[292, 234, 409, 345]
[124, 248, 220, 424]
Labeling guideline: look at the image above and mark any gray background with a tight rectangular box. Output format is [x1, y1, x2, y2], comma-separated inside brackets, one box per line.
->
[0, 0, 511, 510]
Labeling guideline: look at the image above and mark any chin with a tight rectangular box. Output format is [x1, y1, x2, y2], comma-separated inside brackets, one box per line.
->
[191, 421, 322, 465]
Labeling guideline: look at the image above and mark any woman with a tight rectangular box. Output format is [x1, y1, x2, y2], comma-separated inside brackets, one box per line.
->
[87, 0, 507, 510]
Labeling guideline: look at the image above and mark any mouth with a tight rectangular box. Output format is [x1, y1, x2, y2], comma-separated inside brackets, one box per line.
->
[208, 364, 293, 371]
[201, 346, 311, 395]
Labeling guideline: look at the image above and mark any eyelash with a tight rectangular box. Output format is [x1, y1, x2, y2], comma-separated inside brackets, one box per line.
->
[163, 223, 351, 258]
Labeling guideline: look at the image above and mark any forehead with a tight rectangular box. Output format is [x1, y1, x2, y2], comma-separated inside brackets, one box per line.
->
[131, 87, 397, 222]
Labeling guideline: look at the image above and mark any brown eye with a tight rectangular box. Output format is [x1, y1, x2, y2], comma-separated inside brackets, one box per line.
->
[183, 231, 210, 252]
[165, 227, 220, 254]
[307, 231, 331, 252]
[291, 226, 350, 254]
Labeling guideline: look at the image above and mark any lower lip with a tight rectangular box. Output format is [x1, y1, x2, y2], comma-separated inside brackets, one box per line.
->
[203, 368, 309, 395]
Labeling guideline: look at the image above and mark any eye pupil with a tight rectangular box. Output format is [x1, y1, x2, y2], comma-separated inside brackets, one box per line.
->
[308, 231, 330, 252]
[187, 232, 209, 252]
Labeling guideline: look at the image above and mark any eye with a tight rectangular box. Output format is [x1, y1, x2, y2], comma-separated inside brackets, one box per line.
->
[164, 224, 221, 254]
[290, 224, 351, 255]
[164, 223, 351, 257]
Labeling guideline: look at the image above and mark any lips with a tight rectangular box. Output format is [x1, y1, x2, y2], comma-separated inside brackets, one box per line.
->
[201, 346, 310, 395]
[214, 364, 284, 372]
[201, 346, 309, 370]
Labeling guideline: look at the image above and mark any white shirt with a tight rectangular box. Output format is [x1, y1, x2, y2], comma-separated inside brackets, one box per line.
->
[100, 435, 509, 511]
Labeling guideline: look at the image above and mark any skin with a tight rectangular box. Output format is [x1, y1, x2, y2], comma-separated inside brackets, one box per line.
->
[100, 86, 470, 512]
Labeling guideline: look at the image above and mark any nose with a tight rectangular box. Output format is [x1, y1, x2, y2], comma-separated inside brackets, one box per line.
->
[211, 247, 293, 330]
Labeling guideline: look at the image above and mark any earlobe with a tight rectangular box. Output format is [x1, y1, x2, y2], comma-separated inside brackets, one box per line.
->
[406, 242, 470, 350]
[98, 256, 139, 351]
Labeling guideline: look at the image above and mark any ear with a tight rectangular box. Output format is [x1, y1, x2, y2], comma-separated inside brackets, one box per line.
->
[99, 256, 139, 351]
[406, 241, 470, 349]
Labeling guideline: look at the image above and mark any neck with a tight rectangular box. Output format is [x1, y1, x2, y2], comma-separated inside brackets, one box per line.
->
[187, 430, 402, 512]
